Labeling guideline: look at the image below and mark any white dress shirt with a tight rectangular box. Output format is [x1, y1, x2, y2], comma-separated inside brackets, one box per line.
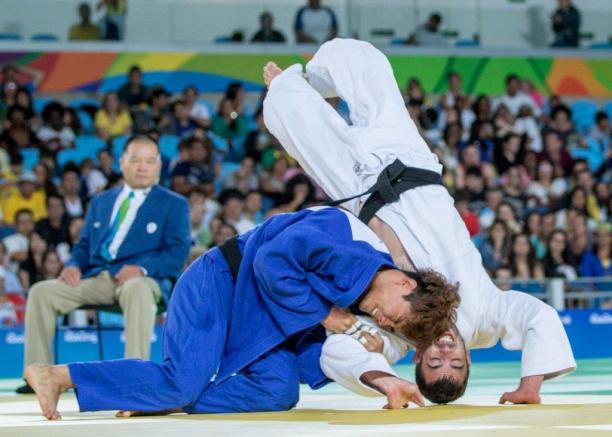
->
[107, 184, 150, 259]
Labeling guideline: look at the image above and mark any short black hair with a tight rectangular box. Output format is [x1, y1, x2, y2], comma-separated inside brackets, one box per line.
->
[123, 134, 160, 155]
[415, 361, 469, 404]
[595, 111, 609, 123]
[128, 65, 142, 75]
[506, 74, 519, 85]
[14, 208, 34, 223]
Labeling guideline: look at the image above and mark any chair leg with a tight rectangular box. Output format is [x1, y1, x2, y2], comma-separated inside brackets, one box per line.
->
[96, 311, 104, 360]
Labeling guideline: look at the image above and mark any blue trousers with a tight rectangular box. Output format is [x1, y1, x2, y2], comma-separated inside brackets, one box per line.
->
[68, 251, 300, 413]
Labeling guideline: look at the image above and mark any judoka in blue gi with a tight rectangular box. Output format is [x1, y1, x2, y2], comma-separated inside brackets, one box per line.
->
[26, 206, 460, 420]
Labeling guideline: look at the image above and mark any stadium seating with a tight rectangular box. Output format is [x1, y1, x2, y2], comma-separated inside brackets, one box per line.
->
[571, 99, 599, 133]
[75, 135, 106, 154]
[111, 135, 129, 159]
[30, 33, 59, 41]
[21, 148, 40, 171]
[159, 135, 180, 159]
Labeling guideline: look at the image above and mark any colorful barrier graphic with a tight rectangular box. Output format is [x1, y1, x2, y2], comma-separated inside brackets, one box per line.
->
[1, 51, 611, 97]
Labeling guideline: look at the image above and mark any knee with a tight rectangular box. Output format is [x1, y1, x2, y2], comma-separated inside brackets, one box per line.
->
[119, 279, 155, 303]
[27, 280, 56, 305]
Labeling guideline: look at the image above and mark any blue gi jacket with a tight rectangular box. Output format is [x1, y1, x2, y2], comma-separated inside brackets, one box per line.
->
[216, 207, 394, 387]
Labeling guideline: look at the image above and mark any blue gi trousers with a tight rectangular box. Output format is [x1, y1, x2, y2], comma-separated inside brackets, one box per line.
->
[68, 249, 300, 413]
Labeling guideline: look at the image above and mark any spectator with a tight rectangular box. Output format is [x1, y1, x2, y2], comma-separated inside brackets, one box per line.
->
[500, 166, 527, 214]
[494, 133, 525, 175]
[97, 149, 121, 186]
[407, 13, 446, 46]
[14, 87, 40, 128]
[0, 106, 40, 155]
[189, 197, 211, 249]
[1, 172, 47, 226]
[223, 157, 259, 193]
[136, 87, 173, 134]
[69, 2, 102, 41]
[94, 92, 132, 140]
[441, 72, 464, 109]
[33, 163, 58, 197]
[259, 153, 290, 205]
[545, 104, 580, 147]
[244, 190, 264, 225]
[496, 201, 522, 234]
[0, 63, 44, 92]
[267, 174, 315, 217]
[454, 191, 480, 237]
[567, 213, 589, 267]
[472, 95, 494, 123]
[524, 211, 546, 259]
[97, 0, 127, 40]
[294, 0, 338, 44]
[59, 166, 85, 218]
[521, 79, 545, 109]
[551, 0, 580, 48]
[211, 98, 248, 145]
[173, 99, 198, 138]
[580, 224, 611, 277]
[118, 65, 148, 108]
[56, 216, 85, 263]
[224, 82, 246, 116]
[542, 229, 577, 279]
[212, 221, 238, 247]
[251, 11, 286, 43]
[244, 107, 275, 163]
[494, 75, 541, 118]
[526, 160, 567, 206]
[2, 209, 35, 274]
[34, 194, 69, 249]
[183, 86, 211, 129]
[594, 182, 610, 222]
[479, 219, 512, 273]
[17, 135, 190, 394]
[589, 111, 611, 147]
[37, 102, 76, 151]
[479, 188, 503, 229]
[171, 136, 216, 187]
[539, 131, 573, 177]
[507, 233, 545, 280]
[81, 159, 109, 196]
[516, 106, 542, 152]
[17, 232, 49, 289]
[218, 189, 255, 234]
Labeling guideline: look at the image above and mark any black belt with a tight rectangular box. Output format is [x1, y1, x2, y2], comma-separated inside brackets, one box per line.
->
[218, 237, 242, 281]
[328, 159, 444, 225]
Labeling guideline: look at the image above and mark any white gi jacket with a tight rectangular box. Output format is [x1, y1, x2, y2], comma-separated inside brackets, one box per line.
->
[263, 39, 576, 397]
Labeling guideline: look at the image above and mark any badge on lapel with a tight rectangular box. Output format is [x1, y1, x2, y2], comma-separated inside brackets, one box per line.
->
[94, 221, 101, 228]
[146, 222, 158, 234]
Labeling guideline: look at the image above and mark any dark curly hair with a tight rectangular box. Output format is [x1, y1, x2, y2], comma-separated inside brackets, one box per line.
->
[415, 363, 469, 404]
[398, 269, 460, 350]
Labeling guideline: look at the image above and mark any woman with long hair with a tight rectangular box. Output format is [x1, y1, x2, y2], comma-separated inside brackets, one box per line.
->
[507, 233, 545, 280]
[478, 219, 512, 273]
[94, 92, 132, 140]
[541, 229, 577, 279]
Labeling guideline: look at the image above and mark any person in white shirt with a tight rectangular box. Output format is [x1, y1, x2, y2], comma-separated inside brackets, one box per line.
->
[218, 189, 255, 235]
[263, 38, 575, 405]
[494, 74, 541, 118]
[294, 0, 338, 44]
[183, 85, 211, 128]
[3, 209, 35, 274]
[407, 13, 447, 47]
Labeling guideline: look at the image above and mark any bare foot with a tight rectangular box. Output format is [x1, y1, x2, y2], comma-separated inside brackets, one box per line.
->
[263, 62, 283, 87]
[25, 364, 72, 420]
[116, 408, 183, 418]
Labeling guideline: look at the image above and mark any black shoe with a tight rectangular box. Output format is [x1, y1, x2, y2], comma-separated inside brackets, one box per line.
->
[15, 382, 34, 394]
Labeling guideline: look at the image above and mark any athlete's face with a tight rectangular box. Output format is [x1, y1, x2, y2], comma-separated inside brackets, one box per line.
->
[413, 326, 470, 385]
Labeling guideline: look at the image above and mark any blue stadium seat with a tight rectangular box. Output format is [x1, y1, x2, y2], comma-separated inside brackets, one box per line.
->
[159, 135, 180, 159]
[569, 137, 605, 172]
[31, 33, 59, 41]
[208, 132, 229, 153]
[456, 39, 480, 47]
[0, 33, 22, 41]
[215, 162, 241, 193]
[33, 97, 53, 114]
[112, 135, 129, 159]
[77, 110, 94, 135]
[389, 37, 406, 46]
[590, 42, 612, 50]
[75, 135, 106, 154]
[21, 148, 40, 171]
[571, 99, 598, 133]
[604, 101, 612, 120]
[225, 135, 246, 163]
[57, 149, 87, 167]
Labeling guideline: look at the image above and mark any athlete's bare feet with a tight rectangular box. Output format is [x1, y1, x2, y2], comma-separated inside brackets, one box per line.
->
[116, 408, 184, 418]
[263, 62, 283, 87]
[25, 364, 73, 420]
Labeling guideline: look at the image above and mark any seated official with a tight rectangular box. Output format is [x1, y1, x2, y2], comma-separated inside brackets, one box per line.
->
[17, 135, 190, 393]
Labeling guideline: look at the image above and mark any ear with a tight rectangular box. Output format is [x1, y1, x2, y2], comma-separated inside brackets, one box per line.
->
[466, 348, 471, 366]
[403, 275, 417, 290]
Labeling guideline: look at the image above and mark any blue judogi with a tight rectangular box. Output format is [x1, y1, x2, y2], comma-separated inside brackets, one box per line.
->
[68, 207, 393, 413]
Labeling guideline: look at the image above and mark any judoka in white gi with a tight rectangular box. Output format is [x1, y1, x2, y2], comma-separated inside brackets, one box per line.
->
[262, 38, 576, 405]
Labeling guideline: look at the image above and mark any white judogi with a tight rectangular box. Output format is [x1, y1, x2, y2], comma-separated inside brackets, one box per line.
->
[263, 39, 576, 396]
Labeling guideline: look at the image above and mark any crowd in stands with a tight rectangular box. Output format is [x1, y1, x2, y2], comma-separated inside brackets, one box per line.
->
[0, 54, 610, 324]
[65, 0, 582, 48]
